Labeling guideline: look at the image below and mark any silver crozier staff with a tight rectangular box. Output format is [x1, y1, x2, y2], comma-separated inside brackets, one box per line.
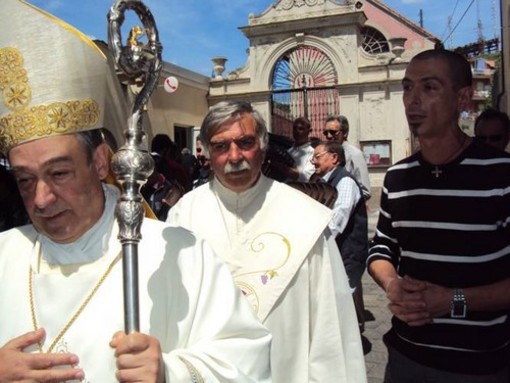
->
[107, 0, 163, 333]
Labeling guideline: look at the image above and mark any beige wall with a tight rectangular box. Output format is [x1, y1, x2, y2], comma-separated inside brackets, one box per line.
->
[101, 43, 210, 152]
[146, 63, 210, 147]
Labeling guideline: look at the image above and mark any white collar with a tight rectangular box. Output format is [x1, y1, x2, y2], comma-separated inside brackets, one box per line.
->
[212, 173, 270, 213]
[40, 184, 119, 265]
[321, 167, 337, 182]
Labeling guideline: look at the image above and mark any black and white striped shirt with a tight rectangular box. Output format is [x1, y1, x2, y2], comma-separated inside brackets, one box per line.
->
[368, 139, 510, 374]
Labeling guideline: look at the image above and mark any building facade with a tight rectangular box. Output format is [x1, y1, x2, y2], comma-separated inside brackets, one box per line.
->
[116, 0, 442, 188]
[207, 0, 438, 187]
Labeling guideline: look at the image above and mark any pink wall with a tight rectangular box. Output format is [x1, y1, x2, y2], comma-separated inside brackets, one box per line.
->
[362, 1, 437, 50]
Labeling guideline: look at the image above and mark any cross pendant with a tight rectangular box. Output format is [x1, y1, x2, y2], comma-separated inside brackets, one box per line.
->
[432, 166, 442, 178]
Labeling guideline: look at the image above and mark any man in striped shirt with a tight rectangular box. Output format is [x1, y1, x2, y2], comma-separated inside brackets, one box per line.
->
[368, 49, 510, 382]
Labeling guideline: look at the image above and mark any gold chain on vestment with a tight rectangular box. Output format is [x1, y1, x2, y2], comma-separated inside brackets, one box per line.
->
[28, 250, 120, 353]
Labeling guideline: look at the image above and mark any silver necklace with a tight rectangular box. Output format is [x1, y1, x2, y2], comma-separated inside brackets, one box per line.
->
[431, 134, 468, 178]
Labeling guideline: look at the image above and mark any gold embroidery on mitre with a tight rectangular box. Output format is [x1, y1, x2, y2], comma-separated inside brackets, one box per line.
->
[0, 47, 100, 152]
[0, 47, 30, 111]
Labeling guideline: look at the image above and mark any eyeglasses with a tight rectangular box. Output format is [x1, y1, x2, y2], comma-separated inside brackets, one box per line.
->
[310, 151, 330, 162]
[322, 129, 341, 137]
[209, 135, 258, 154]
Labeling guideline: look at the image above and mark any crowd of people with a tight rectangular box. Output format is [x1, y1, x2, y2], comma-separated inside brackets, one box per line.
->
[0, 0, 509, 382]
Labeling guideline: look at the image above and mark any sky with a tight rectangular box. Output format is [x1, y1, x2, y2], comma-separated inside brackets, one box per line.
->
[30, 0, 501, 77]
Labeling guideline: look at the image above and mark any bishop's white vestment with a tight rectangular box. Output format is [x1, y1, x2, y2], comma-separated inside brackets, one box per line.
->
[168, 175, 367, 383]
[0, 185, 271, 382]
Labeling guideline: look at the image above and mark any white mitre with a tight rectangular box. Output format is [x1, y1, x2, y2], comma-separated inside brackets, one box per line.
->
[0, 0, 106, 154]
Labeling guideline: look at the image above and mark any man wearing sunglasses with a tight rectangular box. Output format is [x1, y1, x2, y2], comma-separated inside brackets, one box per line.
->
[323, 115, 371, 200]
[168, 101, 367, 383]
[474, 108, 510, 152]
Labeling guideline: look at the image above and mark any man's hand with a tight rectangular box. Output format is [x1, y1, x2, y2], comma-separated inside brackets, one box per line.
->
[405, 276, 452, 319]
[0, 328, 84, 382]
[110, 331, 165, 383]
[385, 276, 431, 326]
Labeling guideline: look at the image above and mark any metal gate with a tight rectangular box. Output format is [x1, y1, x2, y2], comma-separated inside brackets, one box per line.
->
[270, 45, 339, 139]
[271, 86, 340, 139]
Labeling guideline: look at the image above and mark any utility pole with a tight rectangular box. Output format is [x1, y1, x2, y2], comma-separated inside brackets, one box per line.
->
[419, 9, 423, 28]
[476, 0, 484, 42]
[447, 15, 453, 49]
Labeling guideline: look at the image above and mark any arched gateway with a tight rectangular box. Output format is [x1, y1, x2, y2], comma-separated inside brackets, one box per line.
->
[271, 45, 340, 138]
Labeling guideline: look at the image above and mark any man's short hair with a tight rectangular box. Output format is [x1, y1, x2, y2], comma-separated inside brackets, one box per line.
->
[200, 101, 268, 154]
[475, 108, 510, 134]
[325, 115, 350, 136]
[151, 134, 174, 154]
[319, 140, 346, 167]
[76, 129, 105, 164]
[411, 49, 472, 90]
[293, 117, 311, 130]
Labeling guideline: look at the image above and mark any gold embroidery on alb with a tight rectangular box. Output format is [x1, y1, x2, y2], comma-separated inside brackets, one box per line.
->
[0, 47, 100, 152]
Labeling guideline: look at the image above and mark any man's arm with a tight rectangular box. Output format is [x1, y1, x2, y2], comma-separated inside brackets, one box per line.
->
[111, 332, 165, 383]
[328, 176, 361, 238]
[405, 276, 510, 321]
[160, 242, 272, 383]
[368, 260, 429, 326]
[367, 181, 430, 326]
[346, 146, 371, 200]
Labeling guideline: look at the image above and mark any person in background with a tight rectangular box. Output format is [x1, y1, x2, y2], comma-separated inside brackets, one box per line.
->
[323, 115, 371, 200]
[271, 117, 316, 182]
[180, 147, 200, 183]
[141, 154, 185, 221]
[311, 140, 368, 334]
[150, 134, 191, 192]
[368, 49, 510, 382]
[474, 108, 510, 152]
[0, 164, 30, 232]
[168, 100, 367, 383]
[0, 1, 271, 381]
[193, 135, 213, 188]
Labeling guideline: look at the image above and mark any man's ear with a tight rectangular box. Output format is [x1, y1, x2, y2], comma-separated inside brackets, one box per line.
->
[332, 153, 340, 165]
[93, 142, 110, 180]
[457, 86, 474, 113]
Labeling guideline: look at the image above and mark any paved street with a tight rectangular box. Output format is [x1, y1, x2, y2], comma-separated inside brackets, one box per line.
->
[362, 191, 391, 383]
[362, 268, 391, 383]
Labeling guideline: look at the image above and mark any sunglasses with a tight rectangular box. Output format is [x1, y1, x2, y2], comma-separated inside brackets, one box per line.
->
[209, 135, 257, 154]
[322, 129, 341, 137]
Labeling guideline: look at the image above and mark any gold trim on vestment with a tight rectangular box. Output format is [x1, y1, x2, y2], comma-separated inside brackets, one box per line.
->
[0, 47, 100, 152]
[179, 356, 205, 383]
[28, 241, 121, 354]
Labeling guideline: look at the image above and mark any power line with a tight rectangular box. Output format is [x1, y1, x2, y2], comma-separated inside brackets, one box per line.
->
[443, 0, 476, 44]
[440, 0, 460, 40]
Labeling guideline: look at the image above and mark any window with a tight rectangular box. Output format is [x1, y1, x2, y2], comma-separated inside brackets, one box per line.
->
[360, 140, 392, 167]
[360, 26, 389, 55]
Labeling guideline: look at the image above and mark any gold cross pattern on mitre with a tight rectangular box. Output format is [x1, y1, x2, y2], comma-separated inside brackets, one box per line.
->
[0, 0, 107, 154]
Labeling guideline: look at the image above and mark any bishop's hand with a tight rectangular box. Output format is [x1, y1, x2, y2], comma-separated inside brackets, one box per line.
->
[0, 328, 84, 382]
[110, 331, 165, 383]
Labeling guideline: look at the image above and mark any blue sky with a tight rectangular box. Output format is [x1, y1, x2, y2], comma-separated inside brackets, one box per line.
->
[30, 0, 501, 77]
